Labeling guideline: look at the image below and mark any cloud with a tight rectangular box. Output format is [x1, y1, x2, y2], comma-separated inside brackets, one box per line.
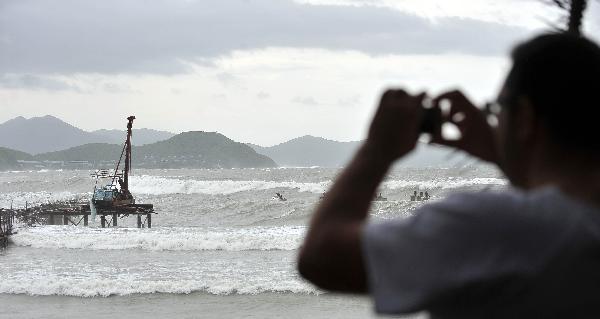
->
[0, 0, 528, 75]
[103, 82, 133, 94]
[0, 74, 81, 91]
[292, 96, 319, 105]
[257, 92, 271, 100]
[212, 93, 227, 100]
[215, 72, 238, 86]
[337, 94, 361, 107]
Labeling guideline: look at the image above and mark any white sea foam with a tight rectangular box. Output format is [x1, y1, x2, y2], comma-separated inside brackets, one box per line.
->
[0, 191, 80, 209]
[128, 175, 504, 196]
[129, 175, 330, 195]
[10, 225, 306, 251]
[0, 266, 318, 297]
[0, 277, 318, 297]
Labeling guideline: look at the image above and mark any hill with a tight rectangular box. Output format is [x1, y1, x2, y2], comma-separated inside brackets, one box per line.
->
[249, 135, 361, 167]
[92, 128, 175, 146]
[32, 131, 276, 169]
[0, 115, 112, 154]
[0, 147, 34, 170]
[249, 135, 470, 168]
[396, 143, 469, 168]
[35, 143, 123, 162]
[135, 131, 276, 168]
[0, 115, 176, 154]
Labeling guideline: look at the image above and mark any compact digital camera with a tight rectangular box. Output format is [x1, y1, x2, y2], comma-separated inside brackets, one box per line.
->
[420, 106, 442, 134]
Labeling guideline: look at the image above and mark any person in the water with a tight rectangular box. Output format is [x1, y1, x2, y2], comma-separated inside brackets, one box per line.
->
[410, 191, 417, 201]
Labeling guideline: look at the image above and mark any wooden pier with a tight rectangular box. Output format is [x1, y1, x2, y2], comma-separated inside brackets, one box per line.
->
[0, 209, 15, 248]
[6, 201, 156, 229]
[0, 116, 158, 242]
[43, 203, 155, 228]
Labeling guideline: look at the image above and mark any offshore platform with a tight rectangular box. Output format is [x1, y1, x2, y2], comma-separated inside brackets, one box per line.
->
[5, 116, 156, 230]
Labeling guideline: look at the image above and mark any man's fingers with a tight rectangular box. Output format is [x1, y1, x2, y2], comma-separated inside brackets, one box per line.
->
[381, 89, 408, 101]
[433, 90, 480, 117]
[432, 90, 469, 105]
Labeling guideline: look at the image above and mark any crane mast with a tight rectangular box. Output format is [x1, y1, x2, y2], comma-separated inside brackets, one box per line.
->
[124, 115, 135, 192]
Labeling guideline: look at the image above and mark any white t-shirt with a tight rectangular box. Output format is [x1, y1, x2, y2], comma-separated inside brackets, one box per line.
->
[362, 187, 600, 318]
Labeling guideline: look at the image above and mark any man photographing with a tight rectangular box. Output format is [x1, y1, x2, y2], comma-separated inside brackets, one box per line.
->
[298, 33, 600, 317]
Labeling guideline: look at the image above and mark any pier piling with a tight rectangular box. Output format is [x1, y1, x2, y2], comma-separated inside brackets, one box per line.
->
[0, 209, 15, 248]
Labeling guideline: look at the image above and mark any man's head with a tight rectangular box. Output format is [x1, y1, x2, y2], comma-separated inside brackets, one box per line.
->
[497, 33, 600, 187]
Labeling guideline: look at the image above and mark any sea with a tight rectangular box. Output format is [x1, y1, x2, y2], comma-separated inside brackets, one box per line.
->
[0, 165, 506, 318]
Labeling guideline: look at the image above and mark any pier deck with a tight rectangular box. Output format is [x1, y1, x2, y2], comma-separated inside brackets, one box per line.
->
[5, 202, 156, 229]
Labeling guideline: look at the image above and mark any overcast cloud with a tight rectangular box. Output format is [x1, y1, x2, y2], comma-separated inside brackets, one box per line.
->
[0, 0, 528, 75]
[1, 0, 597, 145]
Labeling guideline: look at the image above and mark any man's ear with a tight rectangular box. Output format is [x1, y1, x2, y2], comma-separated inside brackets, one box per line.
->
[514, 97, 538, 144]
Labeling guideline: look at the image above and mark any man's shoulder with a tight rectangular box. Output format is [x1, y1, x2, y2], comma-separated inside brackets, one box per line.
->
[428, 186, 574, 220]
[440, 187, 526, 211]
[411, 186, 595, 244]
[419, 187, 531, 225]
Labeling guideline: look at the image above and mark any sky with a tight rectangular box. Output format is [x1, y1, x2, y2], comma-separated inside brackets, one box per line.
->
[1, 0, 599, 146]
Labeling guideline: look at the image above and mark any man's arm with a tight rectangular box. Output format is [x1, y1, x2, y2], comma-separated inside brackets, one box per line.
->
[297, 89, 424, 292]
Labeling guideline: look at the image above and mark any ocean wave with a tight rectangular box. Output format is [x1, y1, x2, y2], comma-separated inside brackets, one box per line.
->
[0, 277, 318, 297]
[10, 226, 306, 251]
[0, 191, 81, 209]
[383, 177, 506, 190]
[129, 175, 504, 196]
[129, 175, 330, 195]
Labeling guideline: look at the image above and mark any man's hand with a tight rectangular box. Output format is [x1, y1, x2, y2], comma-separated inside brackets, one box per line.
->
[298, 89, 424, 293]
[366, 89, 425, 163]
[431, 90, 499, 164]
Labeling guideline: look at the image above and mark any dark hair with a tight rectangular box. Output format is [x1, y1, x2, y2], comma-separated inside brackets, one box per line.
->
[505, 33, 600, 153]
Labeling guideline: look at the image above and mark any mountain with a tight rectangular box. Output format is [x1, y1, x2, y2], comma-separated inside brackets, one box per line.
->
[0, 115, 176, 154]
[33, 131, 276, 169]
[248, 135, 361, 167]
[396, 143, 470, 168]
[35, 143, 123, 162]
[249, 135, 471, 168]
[135, 131, 276, 168]
[92, 128, 175, 146]
[0, 147, 34, 170]
[0, 115, 111, 154]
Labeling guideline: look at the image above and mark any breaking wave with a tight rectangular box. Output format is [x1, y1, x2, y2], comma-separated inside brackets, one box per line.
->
[383, 177, 506, 190]
[10, 226, 306, 251]
[129, 175, 505, 196]
[0, 277, 317, 297]
[0, 191, 80, 209]
[129, 175, 330, 195]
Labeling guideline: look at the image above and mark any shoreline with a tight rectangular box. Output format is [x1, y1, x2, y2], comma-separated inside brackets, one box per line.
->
[0, 292, 423, 319]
